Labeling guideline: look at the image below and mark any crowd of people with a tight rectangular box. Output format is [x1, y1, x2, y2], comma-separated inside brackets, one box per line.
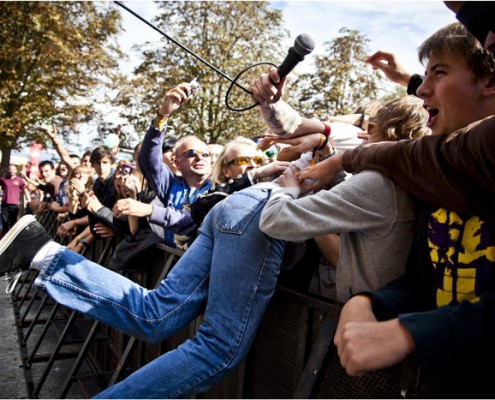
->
[0, 1, 494, 398]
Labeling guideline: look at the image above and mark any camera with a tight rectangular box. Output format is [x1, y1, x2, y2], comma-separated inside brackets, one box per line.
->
[187, 78, 200, 97]
[121, 163, 133, 175]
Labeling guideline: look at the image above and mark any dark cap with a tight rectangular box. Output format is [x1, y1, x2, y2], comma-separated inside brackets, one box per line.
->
[162, 136, 178, 153]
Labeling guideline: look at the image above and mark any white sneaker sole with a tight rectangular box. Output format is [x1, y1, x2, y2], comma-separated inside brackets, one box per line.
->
[0, 214, 37, 257]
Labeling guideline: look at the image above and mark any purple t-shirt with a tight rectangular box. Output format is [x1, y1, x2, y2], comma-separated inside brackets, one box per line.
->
[0, 176, 25, 205]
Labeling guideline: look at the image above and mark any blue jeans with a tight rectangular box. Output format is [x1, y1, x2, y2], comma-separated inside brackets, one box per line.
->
[35, 186, 286, 398]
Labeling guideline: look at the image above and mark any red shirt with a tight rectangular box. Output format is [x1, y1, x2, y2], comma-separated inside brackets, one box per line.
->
[0, 176, 25, 205]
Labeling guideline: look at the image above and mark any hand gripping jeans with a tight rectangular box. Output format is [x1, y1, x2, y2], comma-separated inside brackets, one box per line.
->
[34, 186, 286, 398]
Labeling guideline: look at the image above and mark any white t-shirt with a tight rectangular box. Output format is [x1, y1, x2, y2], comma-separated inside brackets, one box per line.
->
[329, 122, 364, 152]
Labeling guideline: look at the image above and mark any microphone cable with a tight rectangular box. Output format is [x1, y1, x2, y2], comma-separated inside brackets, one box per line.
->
[115, 1, 289, 112]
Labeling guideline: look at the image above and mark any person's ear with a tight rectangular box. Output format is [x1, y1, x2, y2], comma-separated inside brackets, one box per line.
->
[482, 74, 495, 97]
[222, 167, 231, 179]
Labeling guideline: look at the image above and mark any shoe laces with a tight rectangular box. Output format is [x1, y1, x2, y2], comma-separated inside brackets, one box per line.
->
[5, 271, 23, 294]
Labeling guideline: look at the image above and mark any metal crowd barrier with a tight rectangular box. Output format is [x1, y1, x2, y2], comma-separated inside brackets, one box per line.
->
[10, 210, 405, 398]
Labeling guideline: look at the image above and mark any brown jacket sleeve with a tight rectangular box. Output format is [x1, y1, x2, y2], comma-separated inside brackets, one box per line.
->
[342, 116, 495, 219]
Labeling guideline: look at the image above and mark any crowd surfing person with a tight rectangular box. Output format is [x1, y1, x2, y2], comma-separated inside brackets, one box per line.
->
[0, 72, 343, 397]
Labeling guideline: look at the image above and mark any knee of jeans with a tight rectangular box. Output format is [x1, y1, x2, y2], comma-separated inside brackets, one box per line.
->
[194, 324, 255, 373]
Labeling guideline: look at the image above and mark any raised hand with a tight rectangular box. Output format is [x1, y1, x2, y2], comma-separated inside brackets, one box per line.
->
[366, 50, 412, 87]
[158, 81, 197, 117]
[44, 122, 58, 140]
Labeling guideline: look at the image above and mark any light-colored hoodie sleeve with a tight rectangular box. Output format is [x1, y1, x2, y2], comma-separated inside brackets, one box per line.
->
[259, 170, 406, 242]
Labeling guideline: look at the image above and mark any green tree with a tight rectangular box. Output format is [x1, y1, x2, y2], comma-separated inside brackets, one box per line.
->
[0, 1, 122, 173]
[292, 27, 386, 118]
[115, 1, 288, 144]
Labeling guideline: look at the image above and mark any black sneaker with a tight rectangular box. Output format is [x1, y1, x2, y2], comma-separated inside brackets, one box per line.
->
[0, 214, 52, 276]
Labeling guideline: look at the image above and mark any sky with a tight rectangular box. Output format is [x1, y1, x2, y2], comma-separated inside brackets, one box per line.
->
[115, 1, 456, 78]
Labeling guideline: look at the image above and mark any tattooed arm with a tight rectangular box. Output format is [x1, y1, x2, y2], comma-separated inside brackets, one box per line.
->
[251, 66, 328, 138]
[258, 100, 325, 137]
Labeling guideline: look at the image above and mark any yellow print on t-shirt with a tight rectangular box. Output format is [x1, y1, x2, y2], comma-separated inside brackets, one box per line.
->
[428, 208, 495, 307]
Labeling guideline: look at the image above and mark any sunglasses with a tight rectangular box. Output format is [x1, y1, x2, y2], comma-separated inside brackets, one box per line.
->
[180, 149, 210, 158]
[226, 156, 264, 166]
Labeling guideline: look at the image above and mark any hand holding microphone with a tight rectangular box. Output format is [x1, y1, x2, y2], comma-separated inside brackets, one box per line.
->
[250, 33, 315, 106]
[250, 67, 284, 106]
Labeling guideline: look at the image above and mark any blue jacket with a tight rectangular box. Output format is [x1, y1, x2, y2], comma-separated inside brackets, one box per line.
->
[138, 123, 210, 246]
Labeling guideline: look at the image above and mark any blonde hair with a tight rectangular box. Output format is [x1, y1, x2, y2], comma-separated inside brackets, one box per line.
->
[211, 136, 261, 185]
[373, 95, 430, 141]
[354, 99, 384, 118]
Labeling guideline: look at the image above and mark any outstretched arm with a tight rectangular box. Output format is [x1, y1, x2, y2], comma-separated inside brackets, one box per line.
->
[299, 117, 495, 219]
[44, 124, 78, 170]
[139, 81, 196, 201]
[21, 172, 41, 188]
[365, 50, 423, 95]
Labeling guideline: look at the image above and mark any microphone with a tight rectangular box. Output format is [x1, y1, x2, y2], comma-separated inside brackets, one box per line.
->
[277, 33, 315, 80]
